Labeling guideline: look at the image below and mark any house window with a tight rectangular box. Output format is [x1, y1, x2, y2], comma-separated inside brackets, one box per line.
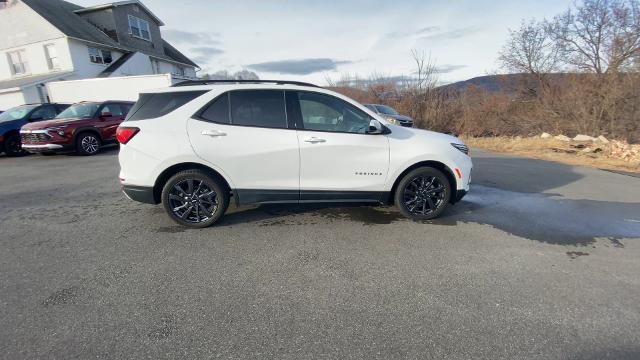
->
[44, 44, 60, 70]
[173, 65, 185, 77]
[7, 50, 29, 75]
[88, 47, 113, 65]
[128, 15, 151, 41]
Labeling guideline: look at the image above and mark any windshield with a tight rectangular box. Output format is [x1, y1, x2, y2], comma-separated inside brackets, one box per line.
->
[0, 105, 39, 123]
[375, 105, 399, 116]
[56, 103, 99, 119]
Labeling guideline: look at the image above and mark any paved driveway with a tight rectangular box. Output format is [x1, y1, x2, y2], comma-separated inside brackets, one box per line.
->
[1, 150, 639, 359]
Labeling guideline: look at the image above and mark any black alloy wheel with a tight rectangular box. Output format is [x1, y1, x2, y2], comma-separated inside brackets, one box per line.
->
[161, 170, 229, 228]
[395, 167, 451, 220]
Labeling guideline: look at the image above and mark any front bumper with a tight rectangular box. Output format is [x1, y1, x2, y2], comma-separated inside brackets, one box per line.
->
[122, 185, 157, 204]
[21, 143, 66, 152]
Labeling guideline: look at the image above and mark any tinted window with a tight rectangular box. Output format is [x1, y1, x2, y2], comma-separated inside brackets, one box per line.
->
[126, 91, 207, 121]
[57, 103, 99, 119]
[0, 105, 39, 123]
[294, 92, 370, 134]
[198, 93, 230, 124]
[100, 104, 123, 116]
[29, 106, 57, 121]
[230, 90, 286, 128]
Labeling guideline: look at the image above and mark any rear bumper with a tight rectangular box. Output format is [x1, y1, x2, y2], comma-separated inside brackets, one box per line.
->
[122, 185, 157, 204]
[451, 189, 467, 204]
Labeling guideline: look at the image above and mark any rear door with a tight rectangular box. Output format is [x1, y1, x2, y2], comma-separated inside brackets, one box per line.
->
[287, 91, 390, 201]
[96, 103, 126, 141]
[188, 90, 300, 202]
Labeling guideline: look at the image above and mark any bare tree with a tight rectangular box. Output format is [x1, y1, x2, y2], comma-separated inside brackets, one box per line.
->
[498, 19, 560, 78]
[546, 0, 640, 74]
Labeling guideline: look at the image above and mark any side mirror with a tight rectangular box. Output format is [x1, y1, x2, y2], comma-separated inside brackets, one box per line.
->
[368, 119, 386, 134]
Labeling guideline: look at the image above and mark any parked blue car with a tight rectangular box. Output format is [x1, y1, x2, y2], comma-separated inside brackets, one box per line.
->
[0, 103, 69, 156]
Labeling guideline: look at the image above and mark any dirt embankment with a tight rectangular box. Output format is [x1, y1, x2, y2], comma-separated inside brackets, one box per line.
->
[463, 134, 640, 173]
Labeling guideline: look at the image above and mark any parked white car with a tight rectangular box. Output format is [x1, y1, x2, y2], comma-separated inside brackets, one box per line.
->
[117, 80, 472, 227]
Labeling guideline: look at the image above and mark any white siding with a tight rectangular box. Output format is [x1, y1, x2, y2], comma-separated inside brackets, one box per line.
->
[0, 37, 73, 81]
[67, 39, 124, 79]
[0, 0, 64, 50]
[109, 51, 154, 77]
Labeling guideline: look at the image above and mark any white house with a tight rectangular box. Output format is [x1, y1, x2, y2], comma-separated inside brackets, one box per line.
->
[0, 0, 199, 109]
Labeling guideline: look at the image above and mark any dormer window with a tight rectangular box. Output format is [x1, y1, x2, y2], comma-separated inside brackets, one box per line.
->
[128, 15, 151, 41]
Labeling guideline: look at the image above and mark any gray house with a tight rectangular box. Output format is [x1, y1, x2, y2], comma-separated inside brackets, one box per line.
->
[0, 0, 199, 108]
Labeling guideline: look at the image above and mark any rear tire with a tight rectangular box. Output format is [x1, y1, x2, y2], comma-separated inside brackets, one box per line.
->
[395, 167, 451, 220]
[161, 170, 229, 228]
[4, 134, 27, 157]
[76, 132, 101, 156]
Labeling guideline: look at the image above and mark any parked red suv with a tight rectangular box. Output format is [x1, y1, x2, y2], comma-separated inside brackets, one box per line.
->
[20, 101, 134, 155]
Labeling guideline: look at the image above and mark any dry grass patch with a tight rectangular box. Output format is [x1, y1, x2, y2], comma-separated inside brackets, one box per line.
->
[462, 136, 640, 173]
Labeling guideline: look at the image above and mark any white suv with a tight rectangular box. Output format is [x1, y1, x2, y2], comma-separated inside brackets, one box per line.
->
[117, 80, 472, 228]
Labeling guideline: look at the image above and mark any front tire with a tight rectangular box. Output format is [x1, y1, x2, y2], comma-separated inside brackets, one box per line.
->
[76, 132, 101, 156]
[4, 134, 27, 157]
[395, 167, 451, 220]
[161, 170, 229, 228]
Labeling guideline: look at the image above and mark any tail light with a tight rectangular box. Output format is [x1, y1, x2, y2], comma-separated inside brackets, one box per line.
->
[116, 127, 139, 144]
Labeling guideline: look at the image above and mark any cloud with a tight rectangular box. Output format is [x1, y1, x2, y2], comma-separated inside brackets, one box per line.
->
[433, 64, 467, 74]
[189, 46, 224, 65]
[162, 29, 219, 44]
[417, 27, 481, 41]
[191, 46, 224, 56]
[385, 26, 440, 39]
[415, 26, 441, 35]
[246, 58, 352, 75]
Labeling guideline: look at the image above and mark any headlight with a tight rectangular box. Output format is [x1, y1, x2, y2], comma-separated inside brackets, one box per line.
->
[451, 143, 469, 155]
[385, 116, 400, 125]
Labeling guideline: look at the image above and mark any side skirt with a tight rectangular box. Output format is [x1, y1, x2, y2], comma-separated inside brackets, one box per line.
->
[235, 189, 390, 205]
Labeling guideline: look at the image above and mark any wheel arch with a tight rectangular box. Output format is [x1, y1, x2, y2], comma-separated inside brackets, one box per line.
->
[73, 127, 103, 142]
[152, 162, 232, 204]
[389, 160, 458, 205]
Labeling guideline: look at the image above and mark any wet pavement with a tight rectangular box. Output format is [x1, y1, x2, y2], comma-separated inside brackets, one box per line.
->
[1, 149, 639, 359]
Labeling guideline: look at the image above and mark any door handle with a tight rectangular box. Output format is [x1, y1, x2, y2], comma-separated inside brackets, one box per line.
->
[304, 137, 326, 144]
[201, 130, 227, 137]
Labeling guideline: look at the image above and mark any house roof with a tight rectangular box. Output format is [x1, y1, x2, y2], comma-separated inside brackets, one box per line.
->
[0, 71, 74, 91]
[73, 0, 165, 26]
[22, 0, 197, 68]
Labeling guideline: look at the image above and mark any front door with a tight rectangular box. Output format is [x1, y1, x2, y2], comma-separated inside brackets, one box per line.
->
[188, 90, 300, 203]
[287, 91, 390, 202]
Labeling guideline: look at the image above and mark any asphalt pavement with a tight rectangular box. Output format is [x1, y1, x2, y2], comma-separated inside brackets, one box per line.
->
[1, 149, 639, 359]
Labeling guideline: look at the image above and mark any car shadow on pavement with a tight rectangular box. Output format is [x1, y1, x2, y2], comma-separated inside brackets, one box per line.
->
[214, 155, 640, 247]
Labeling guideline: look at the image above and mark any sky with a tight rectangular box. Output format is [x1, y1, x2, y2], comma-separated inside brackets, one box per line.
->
[74, 0, 575, 85]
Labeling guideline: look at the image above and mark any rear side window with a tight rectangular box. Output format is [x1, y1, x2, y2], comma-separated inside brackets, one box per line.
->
[229, 90, 286, 129]
[198, 93, 230, 124]
[125, 91, 207, 121]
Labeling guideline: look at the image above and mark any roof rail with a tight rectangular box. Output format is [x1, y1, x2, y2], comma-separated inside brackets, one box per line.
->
[171, 79, 320, 88]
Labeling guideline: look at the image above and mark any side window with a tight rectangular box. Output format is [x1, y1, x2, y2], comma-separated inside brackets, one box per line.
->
[55, 105, 70, 114]
[229, 90, 286, 129]
[29, 106, 57, 121]
[295, 92, 371, 134]
[121, 104, 132, 116]
[100, 104, 123, 116]
[125, 91, 207, 121]
[198, 93, 230, 124]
